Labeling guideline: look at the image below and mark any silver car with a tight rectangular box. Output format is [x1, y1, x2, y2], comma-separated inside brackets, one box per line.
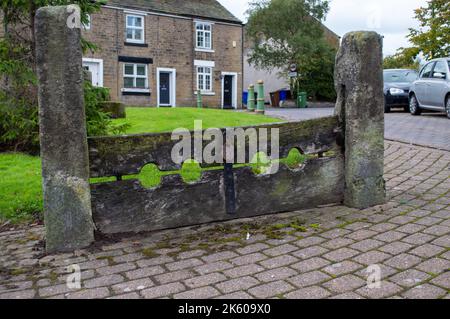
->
[409, 58, 450, 119]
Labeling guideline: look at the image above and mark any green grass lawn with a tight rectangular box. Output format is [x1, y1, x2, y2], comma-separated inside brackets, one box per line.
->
[0, 153, 43, 224]
[114, 107, 280, 134]
[0, 107, 292, 224]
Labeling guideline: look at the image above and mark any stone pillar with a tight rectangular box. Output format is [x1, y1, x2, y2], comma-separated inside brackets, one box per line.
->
[35, 5, 95, 253]
[334, 31, 386, 209]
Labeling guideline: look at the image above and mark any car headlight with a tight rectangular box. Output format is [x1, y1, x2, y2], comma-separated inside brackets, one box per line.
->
[389, 88, 405, 95]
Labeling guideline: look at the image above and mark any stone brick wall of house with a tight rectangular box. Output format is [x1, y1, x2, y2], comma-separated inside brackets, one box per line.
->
[82, 7, 243, 108]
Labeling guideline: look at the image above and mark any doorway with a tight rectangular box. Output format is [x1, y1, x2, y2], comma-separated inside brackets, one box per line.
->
[221, 72, 237, 109]
[82, 58, 103, 87]
[157, 68, 176, 107]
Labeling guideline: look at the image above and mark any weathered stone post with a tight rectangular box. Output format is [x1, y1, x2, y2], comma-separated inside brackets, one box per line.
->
[35, 5, 95, 252]
[335, 31, 386, 209]
[247, 85, 255, 112]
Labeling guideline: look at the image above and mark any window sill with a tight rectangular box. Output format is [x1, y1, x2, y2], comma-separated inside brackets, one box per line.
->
[125, 40, 146, 45]
[195, 91, 215, 96]
[122, 88, 151, 96]
[195, 48, 214, 53]
[124, 42, 148, 47]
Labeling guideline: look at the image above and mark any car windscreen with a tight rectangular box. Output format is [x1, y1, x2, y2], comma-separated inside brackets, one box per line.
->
[384, 71, 418, 83]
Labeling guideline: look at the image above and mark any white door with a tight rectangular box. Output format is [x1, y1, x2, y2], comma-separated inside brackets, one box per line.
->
[82, 59, 103, 87]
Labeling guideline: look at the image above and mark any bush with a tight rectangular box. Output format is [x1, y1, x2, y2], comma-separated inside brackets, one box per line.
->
[0, 81, 129, 154]
[0, 95, 40, 154]
[292, 44, 337, 102]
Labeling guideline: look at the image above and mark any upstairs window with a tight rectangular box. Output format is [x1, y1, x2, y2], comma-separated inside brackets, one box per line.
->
[126, 15, 144, 43]
[197, 66, 212, 92]
[196, 22, 212, 50]
[123, 63, 148, 90]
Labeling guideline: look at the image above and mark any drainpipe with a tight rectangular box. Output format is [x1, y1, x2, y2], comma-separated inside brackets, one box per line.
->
[241, 24, 245, 109]
[116, 9, 120, 102]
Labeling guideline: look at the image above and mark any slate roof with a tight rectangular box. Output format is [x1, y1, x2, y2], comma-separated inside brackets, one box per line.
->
[107, 0, 242, 24]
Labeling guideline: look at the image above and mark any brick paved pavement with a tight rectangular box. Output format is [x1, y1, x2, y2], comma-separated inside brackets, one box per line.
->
[0, 141, 449, 299]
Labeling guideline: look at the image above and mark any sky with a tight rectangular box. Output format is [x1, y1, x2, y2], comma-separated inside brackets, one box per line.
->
[218, 0, 428, 56]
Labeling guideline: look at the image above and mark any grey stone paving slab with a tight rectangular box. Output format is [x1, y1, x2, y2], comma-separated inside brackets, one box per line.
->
[285, 286, 332, 299]
[384, 254, 423, 270]
[247, 281, 294, 298]
[112, 278, 154, 294]
[390, 269, 431, 288]
[141, 282, 186, 299]
[223, 264, 265, 278]
[255, 267, 298, 283]
[416, 258, 450, 274]
[430, 272, 450, 290]
[322, 261, 364, 277]
[215, 277, 259, 294]
[322, 275, 366, 293]
[402, 284, 447, 299]
[287, 271, 331, 288]
[184, 273, 227, 289]
[291, 257, 331, 273]
[356, 281, 403, 299]
[173, 286, 221, 299]
[323, 248, 359, 262]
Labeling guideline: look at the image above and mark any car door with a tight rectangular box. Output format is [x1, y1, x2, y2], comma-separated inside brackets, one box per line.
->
[428, 61, 448, 108]
[416, 62, 435, 106]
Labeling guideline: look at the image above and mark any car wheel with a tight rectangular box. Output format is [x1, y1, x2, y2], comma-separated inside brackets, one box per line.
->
[409, 94, 421, 116]
[404, 106, 409, 113]
[446, 96, 450, 119]
[384, 103, 391, 113]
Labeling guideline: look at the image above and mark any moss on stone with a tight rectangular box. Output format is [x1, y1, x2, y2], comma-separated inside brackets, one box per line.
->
[141, 248, 160, 258]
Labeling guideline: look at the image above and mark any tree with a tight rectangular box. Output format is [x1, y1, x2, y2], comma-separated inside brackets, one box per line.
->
[0, 1, 122, 153]
[383, 47, 421, 70]
[246, 0, 336, 101]
[407, 0, 450, 59]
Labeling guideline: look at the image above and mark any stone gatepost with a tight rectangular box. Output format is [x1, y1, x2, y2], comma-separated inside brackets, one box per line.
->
[335, 31, 386, 209]
[35, 5, 95, 252]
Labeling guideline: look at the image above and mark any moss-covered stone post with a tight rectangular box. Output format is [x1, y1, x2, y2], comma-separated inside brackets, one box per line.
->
[35, 5, 95, 253]
[335, 31, 386, 209]
[247, 85, 255, 112]
[256, 80, 265, 114]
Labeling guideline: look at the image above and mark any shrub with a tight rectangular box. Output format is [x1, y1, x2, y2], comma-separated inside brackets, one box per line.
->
[83, 81, 129, 137]
[0, 95, 40, 154]
[0, 81, 129, 154]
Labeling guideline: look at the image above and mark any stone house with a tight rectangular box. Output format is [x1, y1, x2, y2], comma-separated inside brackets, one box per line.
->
[244, 23, 340, 103]
[82, 0, 244, 108]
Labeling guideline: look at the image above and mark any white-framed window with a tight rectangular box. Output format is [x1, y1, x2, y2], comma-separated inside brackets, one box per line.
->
[123, 63, 148, 90]
[83, 14, 91, 30]
[126, 14, 145, 43]
[197, 66, 213, 92]
[196, 22, 212, 50]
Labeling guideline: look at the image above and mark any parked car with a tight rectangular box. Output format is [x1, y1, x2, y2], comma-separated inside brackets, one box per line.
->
[383, 69, 418, 113]
[409, 58, 450, 119]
